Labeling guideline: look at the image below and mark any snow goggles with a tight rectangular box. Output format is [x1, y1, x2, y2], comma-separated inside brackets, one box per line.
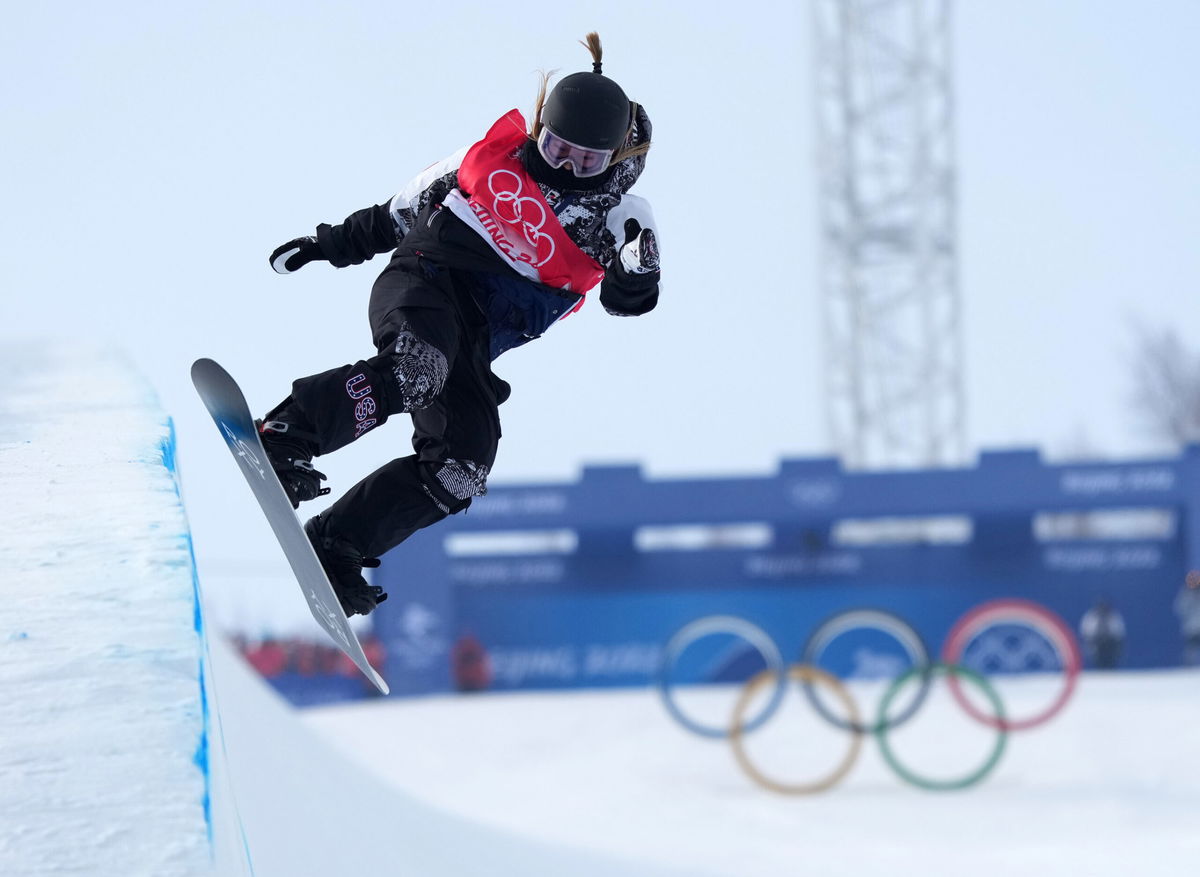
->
[536, 127, 615, 178]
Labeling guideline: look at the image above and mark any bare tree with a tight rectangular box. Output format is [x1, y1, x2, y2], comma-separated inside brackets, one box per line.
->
[1129, 322, 1200, 448]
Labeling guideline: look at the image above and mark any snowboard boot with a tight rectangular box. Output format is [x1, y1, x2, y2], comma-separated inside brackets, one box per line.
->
[304, 513, 387, 617]
[257, 396, 331, 509]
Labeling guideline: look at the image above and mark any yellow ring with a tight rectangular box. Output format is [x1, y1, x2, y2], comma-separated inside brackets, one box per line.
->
[729, 664, 864, 795]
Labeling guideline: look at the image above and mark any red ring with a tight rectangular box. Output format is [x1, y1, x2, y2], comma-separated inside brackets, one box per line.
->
[941, 598, 1081, 731]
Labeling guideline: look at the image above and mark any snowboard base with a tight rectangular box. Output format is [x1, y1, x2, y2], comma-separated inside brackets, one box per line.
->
[191, 357, 389, 695]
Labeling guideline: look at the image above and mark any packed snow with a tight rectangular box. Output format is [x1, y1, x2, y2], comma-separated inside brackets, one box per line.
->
[0, 347, 209, 874]
[307, 671, 1200, 876]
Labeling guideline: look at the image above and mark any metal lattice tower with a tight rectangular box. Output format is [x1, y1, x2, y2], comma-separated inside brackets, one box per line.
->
[813, 0, 965, 469]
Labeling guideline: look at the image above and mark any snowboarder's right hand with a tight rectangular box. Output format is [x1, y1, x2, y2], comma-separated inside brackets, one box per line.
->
[269, 236, 324, 274]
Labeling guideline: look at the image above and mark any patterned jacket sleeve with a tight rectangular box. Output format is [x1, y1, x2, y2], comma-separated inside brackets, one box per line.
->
[388, 146, 469, 237]
[598, 105, 659, 316]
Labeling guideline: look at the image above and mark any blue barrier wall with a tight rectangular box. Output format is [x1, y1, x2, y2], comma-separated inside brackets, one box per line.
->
[372, 446, 1200, 695]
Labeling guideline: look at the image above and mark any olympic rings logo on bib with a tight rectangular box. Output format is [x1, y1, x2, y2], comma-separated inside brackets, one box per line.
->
[471, 169, 557, 268]
[452, 110, 606, 293]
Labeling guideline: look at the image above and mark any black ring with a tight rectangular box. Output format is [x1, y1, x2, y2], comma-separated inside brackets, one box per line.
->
[799, 607, 933, 734]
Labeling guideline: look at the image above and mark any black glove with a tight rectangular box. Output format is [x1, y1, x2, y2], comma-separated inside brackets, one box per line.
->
[600, 218, 660, 316]
[616, 218, 660, 284]
[269, 236, 325, 274]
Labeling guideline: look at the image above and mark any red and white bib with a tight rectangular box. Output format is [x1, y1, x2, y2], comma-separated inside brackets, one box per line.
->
[445, 110, 605, 294]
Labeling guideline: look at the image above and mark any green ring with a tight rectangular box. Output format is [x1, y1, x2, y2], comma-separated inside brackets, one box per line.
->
[874, 662, 1008, 791]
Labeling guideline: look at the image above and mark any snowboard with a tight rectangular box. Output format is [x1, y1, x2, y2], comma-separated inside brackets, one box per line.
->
[191, 358, 389, 695]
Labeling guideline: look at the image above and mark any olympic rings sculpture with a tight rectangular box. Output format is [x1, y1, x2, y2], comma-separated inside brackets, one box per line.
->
[657, 598, 1080, 794]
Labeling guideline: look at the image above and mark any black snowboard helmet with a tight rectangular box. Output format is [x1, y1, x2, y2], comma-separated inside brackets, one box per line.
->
[541, 71, 632, 151]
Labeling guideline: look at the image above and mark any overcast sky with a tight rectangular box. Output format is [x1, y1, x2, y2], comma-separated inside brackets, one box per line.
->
[4, 1, 1198, 581]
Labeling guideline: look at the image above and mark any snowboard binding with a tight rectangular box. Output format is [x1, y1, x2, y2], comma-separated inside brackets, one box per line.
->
[257, 418, 331, 509]
[304, 514, 387, 617]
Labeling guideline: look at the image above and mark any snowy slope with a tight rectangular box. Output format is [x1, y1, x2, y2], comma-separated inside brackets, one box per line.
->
[0, 346, 693, 876]
[308, 672, 1200, 877]
[206, 631, 706, 876]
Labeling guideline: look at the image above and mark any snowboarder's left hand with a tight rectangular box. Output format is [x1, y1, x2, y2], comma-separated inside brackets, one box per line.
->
[614, 218, 660, 289]
[600, 219, 660, 316]
[270, 236, 325, 274]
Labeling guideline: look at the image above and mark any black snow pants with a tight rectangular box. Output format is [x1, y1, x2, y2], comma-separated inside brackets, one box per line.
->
[279, 255, 507, 559]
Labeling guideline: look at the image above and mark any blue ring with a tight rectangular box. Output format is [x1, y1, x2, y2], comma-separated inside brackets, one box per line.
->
[658, 615, 787, 739]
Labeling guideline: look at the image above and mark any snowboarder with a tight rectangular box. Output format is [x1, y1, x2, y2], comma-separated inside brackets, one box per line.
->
[259, 33, 660, 616]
